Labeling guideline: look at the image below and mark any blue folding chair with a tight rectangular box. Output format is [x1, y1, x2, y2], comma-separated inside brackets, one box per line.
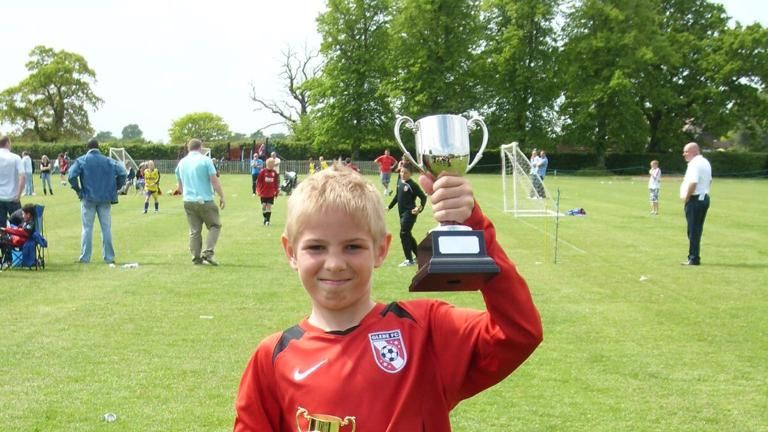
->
[2, 205, 47, 270]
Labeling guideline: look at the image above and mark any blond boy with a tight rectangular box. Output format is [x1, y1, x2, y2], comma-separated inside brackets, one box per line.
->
[234, 166, 542, 431]
[648, 160, 661, 215]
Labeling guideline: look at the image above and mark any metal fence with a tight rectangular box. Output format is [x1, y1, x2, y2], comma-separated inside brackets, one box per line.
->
[154, 159, 382, 176]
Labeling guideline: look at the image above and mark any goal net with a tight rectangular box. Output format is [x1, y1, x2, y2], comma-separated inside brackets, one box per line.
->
[501, 142, 558, 217]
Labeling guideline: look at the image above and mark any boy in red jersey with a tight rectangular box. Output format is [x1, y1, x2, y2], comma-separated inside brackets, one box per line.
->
[234, 165, 542, 431]
[256, 157, 279, 226]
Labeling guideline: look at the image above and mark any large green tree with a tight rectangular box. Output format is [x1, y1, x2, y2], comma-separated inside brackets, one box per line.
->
[168, 112, 230, 145]
[121, 123, 143, 140]
[389, 0, 483, 117]
[479, 0, 561, 148]
[635, 1, 768, 152]
[560, 0, 667, 158]
[312, 0, 394, 158]
[0, 46, 103, 142]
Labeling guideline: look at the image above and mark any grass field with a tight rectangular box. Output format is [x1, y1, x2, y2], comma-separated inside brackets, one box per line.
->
[1, 173, 766, 431]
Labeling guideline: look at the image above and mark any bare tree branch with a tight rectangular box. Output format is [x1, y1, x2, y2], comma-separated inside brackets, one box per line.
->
[249, 44, 322, 127]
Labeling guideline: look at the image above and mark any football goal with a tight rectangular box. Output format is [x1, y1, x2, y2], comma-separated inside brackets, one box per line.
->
[501, 142, 559, 217]
[108, 147, 140, 173]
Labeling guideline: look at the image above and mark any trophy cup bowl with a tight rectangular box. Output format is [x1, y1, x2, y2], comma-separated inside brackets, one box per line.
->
[394, 114, 500, 292]
[296, 407, 356, 432]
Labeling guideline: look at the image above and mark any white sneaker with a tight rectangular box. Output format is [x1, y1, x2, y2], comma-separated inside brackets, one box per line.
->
[398, 260, 416, 267]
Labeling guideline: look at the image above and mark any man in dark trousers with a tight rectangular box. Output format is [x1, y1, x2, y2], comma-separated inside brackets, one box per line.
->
[679, 142, 712, 266]
[68, 138, 128, 264]
[388, 163, 427, 267]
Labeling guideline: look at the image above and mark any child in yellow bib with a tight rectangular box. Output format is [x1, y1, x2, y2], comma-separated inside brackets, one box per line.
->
[143, 160, 161, 213]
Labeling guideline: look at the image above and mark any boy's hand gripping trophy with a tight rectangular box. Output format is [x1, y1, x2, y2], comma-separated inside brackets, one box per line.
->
[394, 114, 500, 292]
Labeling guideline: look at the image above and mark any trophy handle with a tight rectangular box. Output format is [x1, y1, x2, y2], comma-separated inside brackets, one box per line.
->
[394, 115, 423, 172]
[342, 416, 356, 432]
[296, 407, 308, 432]
[466, 116, 488, 172]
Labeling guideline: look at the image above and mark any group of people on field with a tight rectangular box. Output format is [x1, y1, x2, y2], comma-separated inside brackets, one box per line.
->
[1, 132, 714, 429]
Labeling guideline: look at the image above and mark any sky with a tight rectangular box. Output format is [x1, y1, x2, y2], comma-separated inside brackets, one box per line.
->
[0, 0, 764, 143]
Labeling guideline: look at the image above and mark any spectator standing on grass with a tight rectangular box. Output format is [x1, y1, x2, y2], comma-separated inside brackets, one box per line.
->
[648, 160, 661, 215]
[529, 149, 541, 198]
[308, 157, 316, 175]
[175, 138, 225, 266]
[256, 158, 279, 226]
[680, 142, 712, 266]
[58, 153, 69, 185]
[39, 155, 53, 196]
[68, 138, 127, 264]
[374, 149, 399, 196]
[233, 166, 542, 431]
[21, 151, 34, 196]
[387, 162, 427, 267]
[251, 154, 264, 196]
[318, 156, 329, 170]
[537, 150, 548, 198]
[0, 136, 25, 228]
[270, 151, 281, 174]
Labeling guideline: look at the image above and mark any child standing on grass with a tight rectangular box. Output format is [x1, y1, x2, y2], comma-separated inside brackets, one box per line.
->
[649, 160, 661, 215]
[256, 158, 279, 226]
[234, 165, 543, 431]
[387, 162, 427, 267]
[143, 160, 161, 213]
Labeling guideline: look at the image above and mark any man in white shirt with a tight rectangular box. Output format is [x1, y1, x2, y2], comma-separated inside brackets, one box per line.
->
[0, 136, 25, 227]
[679, 142, 712, 266]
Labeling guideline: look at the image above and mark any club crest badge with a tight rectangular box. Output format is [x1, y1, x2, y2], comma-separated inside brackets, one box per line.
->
[368, 330, 407, 373]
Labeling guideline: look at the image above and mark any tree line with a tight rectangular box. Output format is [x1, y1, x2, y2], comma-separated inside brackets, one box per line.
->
[277, 0, 767, 159]
[3, 0, 767, 161]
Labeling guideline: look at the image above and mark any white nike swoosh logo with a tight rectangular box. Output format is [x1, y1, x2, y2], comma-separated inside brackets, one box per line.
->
[293, 359, 327, 381]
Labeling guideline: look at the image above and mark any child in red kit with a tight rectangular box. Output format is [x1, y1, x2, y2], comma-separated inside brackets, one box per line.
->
[234, 165, 542, 431]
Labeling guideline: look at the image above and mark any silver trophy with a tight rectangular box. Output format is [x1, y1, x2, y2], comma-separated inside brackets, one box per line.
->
[394, 114, 499, 292]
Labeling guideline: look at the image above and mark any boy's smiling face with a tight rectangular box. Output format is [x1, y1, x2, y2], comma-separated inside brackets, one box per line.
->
[282, 207, 391, 326]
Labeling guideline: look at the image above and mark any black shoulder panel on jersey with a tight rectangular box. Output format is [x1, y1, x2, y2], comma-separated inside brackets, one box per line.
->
[272, 325, 305, 363]
[380, 302, 415, 321]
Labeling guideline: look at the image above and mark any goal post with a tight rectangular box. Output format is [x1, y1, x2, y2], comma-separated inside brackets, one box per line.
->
[501, 142, 559, 217]
[108, 147, 140, 173]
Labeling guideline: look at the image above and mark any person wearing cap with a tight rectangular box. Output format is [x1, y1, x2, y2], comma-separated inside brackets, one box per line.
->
[68, 138, 128, 264]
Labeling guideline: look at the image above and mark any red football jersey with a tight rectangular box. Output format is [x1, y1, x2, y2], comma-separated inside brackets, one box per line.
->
[374, 154, 398, 173]
[234, 206, 543, 432]
[256, 169, 279, 198]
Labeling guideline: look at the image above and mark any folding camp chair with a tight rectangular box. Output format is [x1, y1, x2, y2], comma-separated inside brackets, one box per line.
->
[0, 205, 47, 270]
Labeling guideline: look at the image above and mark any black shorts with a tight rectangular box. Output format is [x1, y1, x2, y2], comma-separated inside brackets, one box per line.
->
[260, 197, 274, 205]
